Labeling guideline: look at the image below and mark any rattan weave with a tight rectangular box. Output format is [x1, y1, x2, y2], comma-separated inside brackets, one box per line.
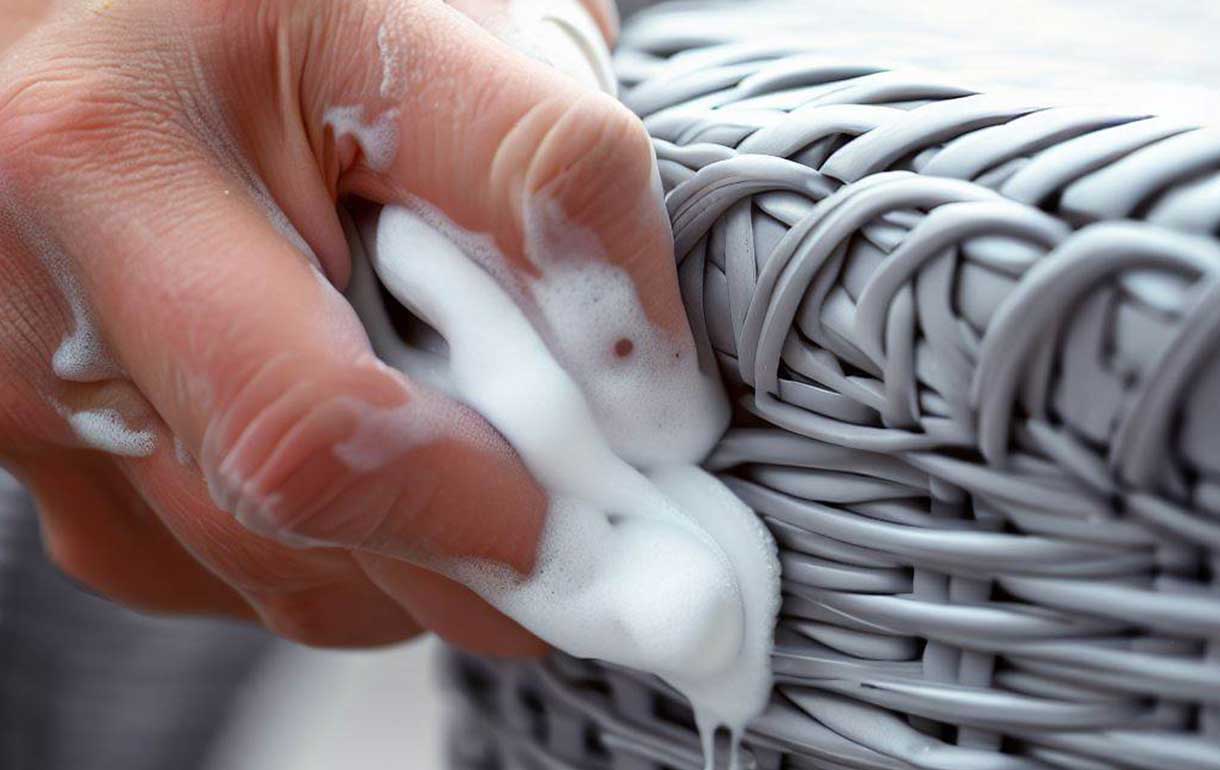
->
[445, 3, 1220, 769]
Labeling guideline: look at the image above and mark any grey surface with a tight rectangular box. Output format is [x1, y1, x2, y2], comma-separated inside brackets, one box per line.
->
[617, 0, 656, 19]
[616, 0, 1220, 123]
[0, 468, 442, 770]
[206, 638, 445, 770]
[447, 2, 1220, 769]
[0, 472, 270, 770]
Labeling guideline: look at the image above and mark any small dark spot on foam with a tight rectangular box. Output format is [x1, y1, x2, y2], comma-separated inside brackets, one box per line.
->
[614, 338, 635, 358]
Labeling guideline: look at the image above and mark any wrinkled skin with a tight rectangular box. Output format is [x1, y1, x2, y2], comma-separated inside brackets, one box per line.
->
[0, 0, 690, 653]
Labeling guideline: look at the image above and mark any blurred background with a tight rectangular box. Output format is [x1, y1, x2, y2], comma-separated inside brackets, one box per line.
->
[618, 0, 652, 17]
[0, 469, 445, 770]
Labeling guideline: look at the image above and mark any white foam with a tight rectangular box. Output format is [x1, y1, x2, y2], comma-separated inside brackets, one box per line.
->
[0, 190, 124, 384]
[67, 408, 156, 458]
[356, 205, 780, 770]
[323, 106, 400, 172]
[650, 465, 781, 765]
[48, 262, 123, 384]
[522, 195, 729, 467]
[376, 23, 404, 100]
[173, 434, 194, 466]
[52, 306, 123, 383]
[344, 209, 459, 399]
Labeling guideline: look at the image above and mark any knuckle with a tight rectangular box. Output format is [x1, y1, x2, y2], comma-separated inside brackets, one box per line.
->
[216, 407, 345, 541]
[0, 33, 181, 188]
[256, 591, 341, 646]
[1, 69, 96, 168]
[255, 586, 372, 648]
[205, 358, 412, 547]
[0, 72, 66, 183]
[525, 92, 654, 199]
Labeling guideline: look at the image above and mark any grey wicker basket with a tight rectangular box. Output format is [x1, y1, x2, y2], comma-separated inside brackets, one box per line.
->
[443, 3, 1220, 769]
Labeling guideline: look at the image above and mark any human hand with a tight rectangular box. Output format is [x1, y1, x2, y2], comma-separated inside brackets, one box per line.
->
[0, 0, 693, 653]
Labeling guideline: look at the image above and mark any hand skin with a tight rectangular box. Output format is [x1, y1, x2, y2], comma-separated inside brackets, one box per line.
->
[0, 0, 693, 655]
[0, 0, 50, 52]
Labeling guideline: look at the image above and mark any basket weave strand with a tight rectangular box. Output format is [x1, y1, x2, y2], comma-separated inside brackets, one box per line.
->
[445, 4, 1220, 769]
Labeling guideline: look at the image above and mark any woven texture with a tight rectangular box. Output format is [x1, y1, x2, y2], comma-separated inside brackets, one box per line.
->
[446, 3, 1220, 769]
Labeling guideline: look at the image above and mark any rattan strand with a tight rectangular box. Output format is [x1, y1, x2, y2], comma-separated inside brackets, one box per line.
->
[445, 5, 1220, 769]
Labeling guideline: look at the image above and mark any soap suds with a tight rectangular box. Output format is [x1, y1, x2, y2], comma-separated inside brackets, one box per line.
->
[344, 212, 460, 398]
[67, 408, 156, 458]
[323, 106, 400, 172]
[1, 183, 160, 460]
[51, 297, 124, 383]
[356, 205, 780, 770]
[173, 435, 194, 466]
[381, 196, 517, 290]
[376, 23, 404, 100]
[0, 183, 124, 384]
[522, 195, 730, 467]
[360, 193, 731, 470]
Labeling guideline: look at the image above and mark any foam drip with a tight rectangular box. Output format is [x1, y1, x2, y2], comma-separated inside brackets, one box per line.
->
[376, 23, 404, 100]
[323, 106, 400, 172]
[7, 194, 124, 385]
[67, 408, 156, 458]
[52, 313, 122, 383]
[173, 435, 194, 466]
[348, 205, 780, 769]
[0, 188, 158, 459]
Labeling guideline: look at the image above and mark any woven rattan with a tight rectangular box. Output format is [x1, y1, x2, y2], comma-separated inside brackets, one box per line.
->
[444, 3, 1220, 769]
